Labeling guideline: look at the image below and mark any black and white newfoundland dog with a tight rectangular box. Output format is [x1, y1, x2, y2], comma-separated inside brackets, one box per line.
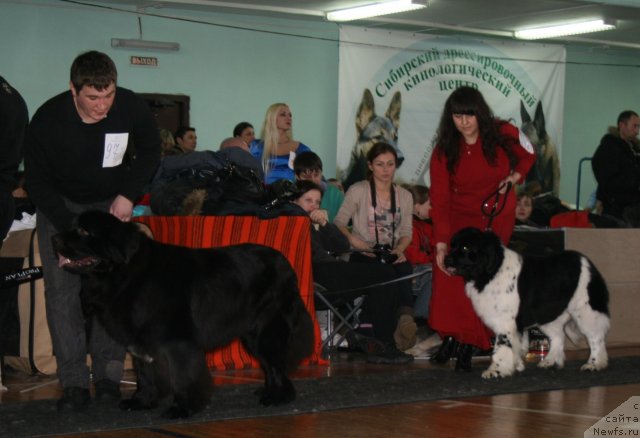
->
[445, 227, 610, 379]
[52, 211, 314, 418]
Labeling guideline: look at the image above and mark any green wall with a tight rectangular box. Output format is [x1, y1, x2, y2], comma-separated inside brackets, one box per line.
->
[2, 0, 639, 203]
[562, 47, 640, 207]
[0, 0, 340, 175]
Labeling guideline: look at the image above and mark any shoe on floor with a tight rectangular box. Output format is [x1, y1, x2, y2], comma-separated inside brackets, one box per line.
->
[57, 386, 90, 412]
[367, 344, 414, 365]
[94, 379, 121, 402]
[455, 344, 475, 373]
[429, 336, 459, 364]
[394, 314, 417, 351]
[345, 330, 386, 354]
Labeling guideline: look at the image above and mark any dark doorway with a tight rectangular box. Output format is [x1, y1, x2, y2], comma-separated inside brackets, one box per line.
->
[139, 93, 190, 136]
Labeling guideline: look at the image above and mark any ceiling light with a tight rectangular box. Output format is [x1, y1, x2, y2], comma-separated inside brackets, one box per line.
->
[111, 38, 180, 52]
[514, 19, 616, 40]
[326, 0, 428, 22]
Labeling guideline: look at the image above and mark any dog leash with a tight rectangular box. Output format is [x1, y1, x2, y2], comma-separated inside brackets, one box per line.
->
[481, 181, 512, 231]
[1, 266, 43, 290]
[316, 269, 428, 296]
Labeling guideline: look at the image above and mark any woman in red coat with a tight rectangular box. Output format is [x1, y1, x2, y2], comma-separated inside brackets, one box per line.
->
[428, 86, 536, 372]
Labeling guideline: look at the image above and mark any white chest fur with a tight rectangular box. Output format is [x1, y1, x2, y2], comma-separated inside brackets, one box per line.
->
[465, 247, 522, 333]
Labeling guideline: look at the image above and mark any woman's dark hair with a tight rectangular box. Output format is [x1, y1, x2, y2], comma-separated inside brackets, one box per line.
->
[433, 86, 516, 173]
[293, 180, 323, 200]
[233, 122, 253, 137]
[365, 142, 398, 180]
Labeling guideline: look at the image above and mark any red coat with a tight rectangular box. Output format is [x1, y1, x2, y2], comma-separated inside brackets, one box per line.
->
[405, 216, 434, 266]
[428, 121, 535, 349]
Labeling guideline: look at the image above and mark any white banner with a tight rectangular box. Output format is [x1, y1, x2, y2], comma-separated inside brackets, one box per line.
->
[337, 26, 566, 195]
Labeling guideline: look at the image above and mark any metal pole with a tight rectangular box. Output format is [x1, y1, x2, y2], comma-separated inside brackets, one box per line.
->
[576, 157, 592, 209]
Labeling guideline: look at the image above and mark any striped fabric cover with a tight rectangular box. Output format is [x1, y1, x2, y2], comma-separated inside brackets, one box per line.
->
[135, 215, 325, 370]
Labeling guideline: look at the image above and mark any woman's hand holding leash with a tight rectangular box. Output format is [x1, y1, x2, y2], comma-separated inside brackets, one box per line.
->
[499, 172, 521, 194]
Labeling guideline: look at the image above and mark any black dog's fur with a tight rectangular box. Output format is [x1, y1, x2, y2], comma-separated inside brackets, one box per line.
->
[445, 227, 610, 378]
[52, 211, 314, 418]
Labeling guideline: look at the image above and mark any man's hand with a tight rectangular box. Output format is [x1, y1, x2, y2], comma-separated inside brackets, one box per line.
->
[109, 195, 133, 222]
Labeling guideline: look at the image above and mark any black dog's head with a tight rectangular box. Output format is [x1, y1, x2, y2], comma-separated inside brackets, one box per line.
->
[52, 211, 143, 274]
[445, 227, 504, 288]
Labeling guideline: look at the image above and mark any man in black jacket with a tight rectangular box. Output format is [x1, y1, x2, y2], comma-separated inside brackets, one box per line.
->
[592, 110, 640, 222]
[24, 51, 160, 411]
[0, 76, 28, 247]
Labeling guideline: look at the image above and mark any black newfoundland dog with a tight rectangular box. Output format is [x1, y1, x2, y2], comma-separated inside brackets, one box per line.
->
[445, 227, 610, 379]
[52, 211, 314, 418]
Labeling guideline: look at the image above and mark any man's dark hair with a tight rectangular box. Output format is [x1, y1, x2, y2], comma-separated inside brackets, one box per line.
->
[174, 126, 195, 140]
[70, 51, 117, 92]
[293, 151, 323, 176]
[233, 122, 253, 137]
[617, 110, 639, 125]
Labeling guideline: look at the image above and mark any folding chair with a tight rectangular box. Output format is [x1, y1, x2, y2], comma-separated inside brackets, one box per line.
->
[313, 282, 366, 353]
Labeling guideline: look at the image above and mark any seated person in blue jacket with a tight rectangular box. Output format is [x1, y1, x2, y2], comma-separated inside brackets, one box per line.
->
[291, 180, 413, 365]
[250, 103, 311, 184]
[293, 151, 344, 222]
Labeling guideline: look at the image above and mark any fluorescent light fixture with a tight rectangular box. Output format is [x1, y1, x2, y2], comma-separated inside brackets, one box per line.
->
[111, 38, 180, 52]
[514, 19, 616, 40]
[326, 0, 427, 22]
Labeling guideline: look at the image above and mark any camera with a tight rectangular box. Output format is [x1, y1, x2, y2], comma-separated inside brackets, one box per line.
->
[372, 244, 398, 264]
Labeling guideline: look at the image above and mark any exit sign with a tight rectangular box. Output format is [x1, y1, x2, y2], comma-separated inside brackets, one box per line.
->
[130, 56, 158, 67]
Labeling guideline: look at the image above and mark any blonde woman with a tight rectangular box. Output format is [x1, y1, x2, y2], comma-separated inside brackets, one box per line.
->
[250, 103, 312, 184]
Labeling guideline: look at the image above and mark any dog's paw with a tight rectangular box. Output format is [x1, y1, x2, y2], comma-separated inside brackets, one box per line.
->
[481, 368, 503, 379]
[580, 360, 607, 372]
[258, 381, 295, 406]
[537, 358, 564, 369]
[161, 404, 191, 419]
[537, 359, 554, 369]
[482, 363, 515, 379]
[119, 397, 157, 411]
[515, 360, 525, 372]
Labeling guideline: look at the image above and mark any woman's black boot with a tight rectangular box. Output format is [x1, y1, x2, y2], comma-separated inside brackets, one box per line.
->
[455, 344, 474, 372]
[429, 336, 458, 364]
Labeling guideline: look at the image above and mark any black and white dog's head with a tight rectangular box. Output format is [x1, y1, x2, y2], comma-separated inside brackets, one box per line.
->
[445, 227, 505, 288]
[52, 211, 144, 274]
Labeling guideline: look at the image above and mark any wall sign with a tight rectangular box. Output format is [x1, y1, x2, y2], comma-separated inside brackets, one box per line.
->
[130, 56, 158, 67]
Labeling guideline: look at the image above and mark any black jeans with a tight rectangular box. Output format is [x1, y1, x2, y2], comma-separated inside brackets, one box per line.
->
[37, 200, 125, 389]
[348, 253, 415, 313]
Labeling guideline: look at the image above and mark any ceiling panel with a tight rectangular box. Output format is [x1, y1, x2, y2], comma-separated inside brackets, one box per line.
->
[88, 0, 640, 49]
